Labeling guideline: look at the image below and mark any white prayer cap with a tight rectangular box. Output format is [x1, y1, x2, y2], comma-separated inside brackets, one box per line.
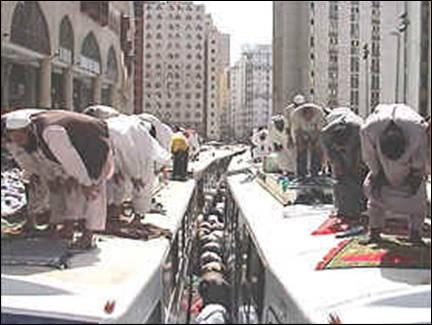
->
[293, 94, 306, 105]
[5, 112, 32, 130]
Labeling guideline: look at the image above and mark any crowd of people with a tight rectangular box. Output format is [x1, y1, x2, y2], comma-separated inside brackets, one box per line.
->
[1, 106, 200, 249]
[254, 96, 431, 244]
[193, 181, 230, 324]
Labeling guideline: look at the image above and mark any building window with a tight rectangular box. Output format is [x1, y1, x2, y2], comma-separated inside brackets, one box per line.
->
[106, 46, 118, 82]
[11, 1, 51, 55]
[80, 32, 101, 74]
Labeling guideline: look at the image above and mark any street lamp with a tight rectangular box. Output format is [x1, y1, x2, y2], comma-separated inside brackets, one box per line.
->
[363, 43, 370, 115]
[390, 13, 409, 104]
[390, 31, 401, 103]
[398, 12, 409, 103]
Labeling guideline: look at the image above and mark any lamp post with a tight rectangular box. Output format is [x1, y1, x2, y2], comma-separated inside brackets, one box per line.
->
[390, 31, 401, 103]
[390, 12, 410, 103]
[390, 13, 409, 104]
[398, 11, 409, 103]
[363, 43, 370, 115]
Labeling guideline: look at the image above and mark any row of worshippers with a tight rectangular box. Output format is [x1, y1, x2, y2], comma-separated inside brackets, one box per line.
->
[194, 185, 230, 324]
[266, 97, 430, 244]
[1, 106, 177, 249]
[194, 184, 259, 324]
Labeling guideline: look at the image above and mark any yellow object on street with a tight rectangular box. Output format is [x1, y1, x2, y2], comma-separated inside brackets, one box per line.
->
[171, 133, 189, 153]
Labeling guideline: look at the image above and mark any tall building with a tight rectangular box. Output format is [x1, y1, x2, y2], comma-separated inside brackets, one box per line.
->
[206, 19, 230, 140]
[140, 1, 229, 139]
[404, 1, 431, 117]
[272, 1, 423, 118]
[134, 1, 145, 114]
[229, 60, 245, 140]
[230, 44, 272, 140]
[1, 1, 135, 113]
[219, 67, 231, 142]
[273, 2, 310, 117]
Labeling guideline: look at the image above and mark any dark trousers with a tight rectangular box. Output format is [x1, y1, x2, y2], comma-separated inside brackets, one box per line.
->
[297, 145, 321, 178]
[173, 150, 189, 180]
[333, 174, 365, 217]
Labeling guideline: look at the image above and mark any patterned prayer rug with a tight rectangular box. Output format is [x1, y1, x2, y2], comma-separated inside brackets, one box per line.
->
[316, 236, 431, 270]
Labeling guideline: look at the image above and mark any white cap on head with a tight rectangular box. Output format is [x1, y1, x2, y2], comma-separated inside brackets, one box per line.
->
[293, 94, 306, 105]
[5, 112, 32, 130]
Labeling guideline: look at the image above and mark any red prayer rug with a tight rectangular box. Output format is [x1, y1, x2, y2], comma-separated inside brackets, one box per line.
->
[316, 236, 431, 270]
[311, 216, 355, 236]
[311, 215, 430, 237]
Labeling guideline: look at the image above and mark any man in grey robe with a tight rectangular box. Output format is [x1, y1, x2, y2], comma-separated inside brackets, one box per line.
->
[361, 104, 428, 243]
[321, 107, 365, 219]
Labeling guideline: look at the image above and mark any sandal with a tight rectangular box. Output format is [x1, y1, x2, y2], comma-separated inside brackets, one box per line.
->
[68, 239, 96, 251]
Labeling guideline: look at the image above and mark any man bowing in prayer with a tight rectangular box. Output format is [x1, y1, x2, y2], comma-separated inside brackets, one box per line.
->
[4, 110, 114, 249]
[360, 104, 428, 244]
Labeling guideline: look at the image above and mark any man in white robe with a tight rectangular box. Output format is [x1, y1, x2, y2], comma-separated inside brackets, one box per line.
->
[5, 110, 114, 248]
[137, 113, 173, 151]
[251, 128, 271, 162]
[290, 103, 326, 178]
[2, 109, 50, 227]
[268, 115, 296, 175]
[104, 115, 170, 218]
[361, 104, 428, 243]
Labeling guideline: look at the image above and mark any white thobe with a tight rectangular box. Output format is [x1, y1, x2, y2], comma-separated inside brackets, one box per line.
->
[361, 104, 428, 232]
[290, 103, 326, 143]
[195, 304, 228, 324]
[3, 109, 49, 215]
[41, 126, 114, 231]
[268, 115, 296, 173]
[138, 113, 174, 151]
[251, 129, 271, 160]
[107, 115, 170, 215]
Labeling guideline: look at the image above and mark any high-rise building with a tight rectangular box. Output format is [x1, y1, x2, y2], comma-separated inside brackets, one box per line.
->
[140, 1, 229, 139]
[404, 1, 431, 117]
[229, 60, 245, 140]
[134, 1, 145, 114]
[230, 44, 272, 140]
[273, 1, 423, 118]
[219, 67, 231, 142]
[206, 19, 230, 140]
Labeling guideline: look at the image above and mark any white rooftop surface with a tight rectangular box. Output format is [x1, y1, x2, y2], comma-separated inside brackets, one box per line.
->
[190, 145, 245, 179]
[2, 179, 195, 323]
[227, 156, 431, 324]
[1, 146, 245, 323]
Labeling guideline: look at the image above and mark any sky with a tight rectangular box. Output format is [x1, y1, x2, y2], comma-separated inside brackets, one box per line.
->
[193, 1, 273, 65]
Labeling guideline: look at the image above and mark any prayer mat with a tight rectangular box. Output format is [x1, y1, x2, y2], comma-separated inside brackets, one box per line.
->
[311, 215, 429, 237]
[312, 215, 358, 236]
[104, 219, 172, 241]
[2, 238, 71, 269]
[316, 236, 431, 270]
[1, 219, 25, 238]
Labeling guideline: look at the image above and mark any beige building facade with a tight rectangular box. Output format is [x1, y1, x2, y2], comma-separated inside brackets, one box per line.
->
[1, 1, 135, 114]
